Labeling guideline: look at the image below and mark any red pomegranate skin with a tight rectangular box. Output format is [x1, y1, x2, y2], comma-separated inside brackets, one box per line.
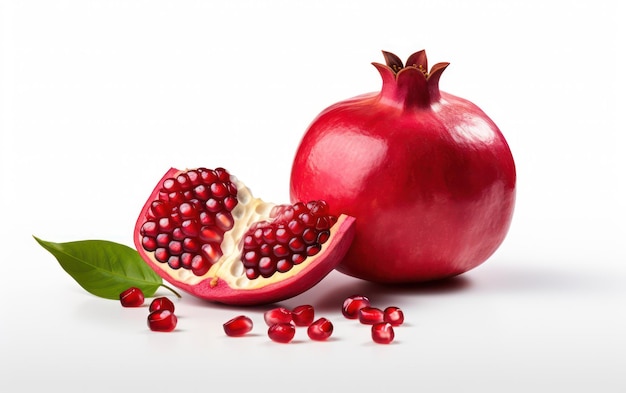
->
[290, 50, 516, 283]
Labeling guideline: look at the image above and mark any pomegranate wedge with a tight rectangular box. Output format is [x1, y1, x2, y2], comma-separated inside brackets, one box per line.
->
[134, 167, 355, 306]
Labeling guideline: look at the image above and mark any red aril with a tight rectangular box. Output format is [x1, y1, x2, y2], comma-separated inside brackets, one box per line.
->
[292, 304, 315, 326]
[358, 306, 384, 325]
[134, 167, 356, 305]
[264, 307, 293, 326]
[149, 297, 175, 313]
[307, 317, 333, 341]
[371, 322, 395, 344]
[119, 287, 144, 307]
[147, 309, 177, 332]
[268, 323, 296, 343]
[223, 315, 254, 337]
[383, 306, 404, 326]
[342, 294, 371, 319]
[290, 49, 516, 283]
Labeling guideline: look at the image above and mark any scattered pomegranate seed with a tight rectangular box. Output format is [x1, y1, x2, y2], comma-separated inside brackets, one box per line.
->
[383, 306, 404, 326]
[342, 294, 370, 319]
[223, 315, 254, 337]
[371, 322, 395, 344]
[307, 318, 333, 341]
[119, 287, 144, 307]
[358, 306, 385, 325]
[149, 297, 175, 313]
[268, 323, 296, 343]
[147, 309, 177, 332]
[264, 307, 293, 326]
[292, 304, 315, 326]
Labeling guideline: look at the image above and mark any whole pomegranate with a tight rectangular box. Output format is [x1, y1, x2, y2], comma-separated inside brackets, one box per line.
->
[290, 50, 516, 283]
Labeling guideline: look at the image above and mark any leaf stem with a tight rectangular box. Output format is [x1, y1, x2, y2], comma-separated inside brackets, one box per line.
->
[160, 283, 182, 298]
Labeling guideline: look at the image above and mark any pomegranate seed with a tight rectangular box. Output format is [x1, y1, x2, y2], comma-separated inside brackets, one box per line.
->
[358, 307, 384, 325]
[215, 167, 230, 182]
[142, 236, 157, 251]
[193, 184, 210, 200]
[168, 255, 181, 269]
[191, 254, 210, 276]
[162, 178, 179, 192]
[276, 259, 292, 273]
[199, 227, 222, 243]
[383, 306, 404, 326]
[268, 323, 296, 343]
[223, 315, 253, 337]
[264, 307, 293, 326]
[119, 287, 144, 307]
[292, 304, 315, 326]
[147, 310, 177, 332]
[149, 297, 175, 313]
[275, 227, 290, 243]
[201, 243, 222, 264]
[141, 221, 159, 237]
[176, 173, 191, 189]
[342, 294, 370, 319]
[371, 322, 395, 344]
[307, 318, 333, 341]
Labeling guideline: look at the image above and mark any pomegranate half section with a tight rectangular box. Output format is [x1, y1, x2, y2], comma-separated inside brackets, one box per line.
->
[134, 167, 355, 306]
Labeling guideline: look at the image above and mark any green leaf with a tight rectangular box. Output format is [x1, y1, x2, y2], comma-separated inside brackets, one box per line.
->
[34, 236, 166, 300]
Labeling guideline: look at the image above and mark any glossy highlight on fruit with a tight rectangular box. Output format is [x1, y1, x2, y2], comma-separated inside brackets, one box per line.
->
[358, 307, 384, 325]
[290, 49, 516, 283]
[119, 287, 144, 307]
[383, 306, 404, 326]
[134, 167, 356, 306]
[268, 323, 296, 343]
[342, 294, 371, 319]
[371, 322, 395, 344]
[149, 297, 175, 313]
[292, 304, 315, 327]
[148, 309, 177, 332]
[223, 315, 254, 337]
[264, 307, 293, 326]
[307, 317, 333, 341]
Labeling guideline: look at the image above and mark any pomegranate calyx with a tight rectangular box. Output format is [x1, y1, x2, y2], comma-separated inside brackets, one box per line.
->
[374, 50, 449, 109]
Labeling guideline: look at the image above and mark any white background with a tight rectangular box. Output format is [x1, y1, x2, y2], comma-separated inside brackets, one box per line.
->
[1, 0, 625, 391]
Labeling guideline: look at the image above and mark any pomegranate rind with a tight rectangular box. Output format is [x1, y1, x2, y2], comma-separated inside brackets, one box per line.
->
[134, 167, 356, 306]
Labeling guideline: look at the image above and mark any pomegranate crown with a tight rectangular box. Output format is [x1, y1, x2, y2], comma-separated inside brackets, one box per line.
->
[373, 49, 450, 109]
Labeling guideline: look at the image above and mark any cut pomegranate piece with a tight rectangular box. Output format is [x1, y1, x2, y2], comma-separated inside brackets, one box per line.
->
[358, 306, 384, 325]
[292, 304, 315, 327]
[383, 306, 404, 326]
[147, 309, 177, 332]
[134, 167, 356, 306]
[268, 323, 296, 343]
[307, 317, 333, 341]
[223, 315, 254, 337]
[371, 322, 395, 344]
[342, 294, 370, 319]
[264, 307, 293, 326]
[119, 287, 144, 307]
[149, 297, 175, 313]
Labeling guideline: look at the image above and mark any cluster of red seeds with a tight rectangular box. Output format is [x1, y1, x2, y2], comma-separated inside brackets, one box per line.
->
[223, 304, 333, 343]
[138, 167, 238, 276]
[119, 287, 178, 332]
[241, 201, 337, 279]
[342, 294, 404, 344]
